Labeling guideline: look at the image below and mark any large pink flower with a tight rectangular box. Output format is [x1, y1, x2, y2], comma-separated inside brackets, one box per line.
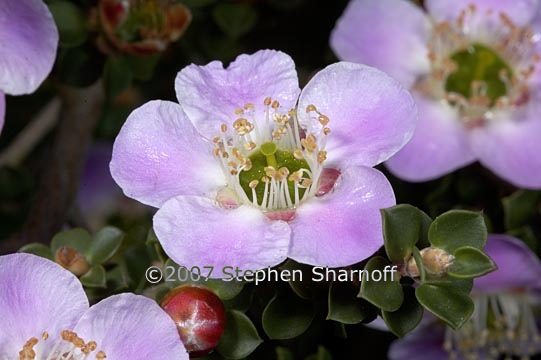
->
[110, 50, 417, 276]
[0, 0, 59, 132]
[331, 0, 541, 188]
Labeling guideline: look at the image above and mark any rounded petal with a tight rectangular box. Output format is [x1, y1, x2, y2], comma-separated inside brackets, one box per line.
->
[288, 166, 396, 267]
[0, 0, 58, 95]
[0, 253, 89, 357]
[473, 234, 541, 293]
[73, 293, 188, 360]
[385, 94, 476, 182]
[0, 91, 4, 134]
[110, 100, 225, 208]
[175, 49, 300, 139]
[330, 0, 431, 88]
[154, 195, 291, 277]
[468, 100, 541, 189]
[425, 0, 539, 26]
[298, 62, 417, 168]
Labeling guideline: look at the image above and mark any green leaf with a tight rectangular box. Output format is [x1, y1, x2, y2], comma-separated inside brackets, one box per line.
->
[416, 283, 474, 330]
[448, 246, 497, 278]
[48, 1, 88, 47]
[80, 265, 107, 288]
[381, 204, 422, 263]
[280, 260, 328, 300]
[51, 228, 92, 254]
[418, 210, 433, 249]
[125, 55, 160, 81]
[103, 57, 132, 98]
[411, 246, 426, 282]
[19, 243, 54, 260]
[275, 347, 295, 360]
[327, 281, 371, 324]
[429, 210, 487, 253]
[382, 286, 424, 337]
[216, 310, 262, 359]
[358, 257, 403, 312]
[86, 226, 124, 265]
[262, 287, 315, 340]
[503, 190, 541, 230]
[212, 3, 258, 38]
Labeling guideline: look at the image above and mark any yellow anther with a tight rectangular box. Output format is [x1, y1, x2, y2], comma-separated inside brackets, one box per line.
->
[213, 148, 220, 157]
[212, 136, 221, 143]
[220, 124, 227, 133]
[264, 97, 272, 106]
[235, 108, 244, 115]
[262, 176, 270, 183]
[271, 100, 280, 109]
[318, 114, 330, 126]
[317, 151, 327, 164]
[264, 166, 277, 177]
[222, 152, 229, 159]
[249, 180, 259, 189]
[323, 127, 331, 135]
[306, 104, 317, 112]
[244, 142, 257, 151]
[42, 332, 49, 340]
[244, 103, 255, 110]
[227, 161, 238, 169]
[243, 159, 252, 171]
[96, 351, 107, 359]
[301, 179, 313, 187]
[293, 149, 304, 159]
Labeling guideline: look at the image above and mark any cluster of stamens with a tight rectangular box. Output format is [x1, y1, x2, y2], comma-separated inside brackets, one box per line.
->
[213, 97, 331, 212]
[18, 330, 106, 360]
[417, 5, 539, 124]
[444, 293, 541, 359]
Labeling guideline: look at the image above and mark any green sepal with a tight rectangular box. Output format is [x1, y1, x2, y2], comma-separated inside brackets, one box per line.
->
[19, 243, 54, 260]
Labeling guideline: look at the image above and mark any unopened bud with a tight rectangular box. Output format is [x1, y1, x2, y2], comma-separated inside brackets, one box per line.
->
[55, 246, 90, 277]
[405, 247, 454, 278]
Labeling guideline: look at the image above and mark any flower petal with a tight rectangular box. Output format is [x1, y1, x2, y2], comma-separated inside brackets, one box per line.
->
[110, 100, 225, 208]
[385, 94, 476, 182]
[389, 321, 447, 360]
[473, 234, 541, 293]
[288, 166, 396, 267]
[73, 293, 188, 360]
[154, 195, 291, 277]
[0, 254, 88, 356]
[175, 49, 300, 139]
[330, 0, 431, 88]
[0, 0, 58, 95]
[468, 100, 541, 189]
[297, 62, 417, 168]
[425, 0, 539, 26]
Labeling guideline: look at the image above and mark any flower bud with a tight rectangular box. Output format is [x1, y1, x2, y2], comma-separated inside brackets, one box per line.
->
[405, 247, 455, 278]
[55, 246, 90, 277]
[161, 285, 226, 357]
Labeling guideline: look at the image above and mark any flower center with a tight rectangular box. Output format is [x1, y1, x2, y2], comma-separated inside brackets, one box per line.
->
[18, 330, 106, 360]
[444, 293, 541, 359]
[418, 5, 538, 124]
[445, 43, 512, 105]
[213, 98, 330, 212]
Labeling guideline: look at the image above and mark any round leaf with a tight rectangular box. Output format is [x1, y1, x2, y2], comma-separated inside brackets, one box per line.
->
[216, 310, 262, 359]
[262, 288, 315, 340]
[48, 1, 88, 47]
[80, 265, 107, 288]
[86, 226, 124, 265]
[381, 204, 422, 263]
[327, 281, 371, 324]
[358, 257, 403, 312]
[212, 3, 258, 38]
[382, 286, 423, 337]
[415, 283, 474, 330]
[19, 243, 54, 260]
[51, 228, 92, 254]
[448, 246, 497, 279]
[428, 210, 487, 253]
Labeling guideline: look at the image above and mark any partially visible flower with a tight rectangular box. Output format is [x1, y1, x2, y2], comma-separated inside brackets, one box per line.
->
[110, 50, 417, 276]
[0, 0, 59, 132]
[331, 0, 541, 188]
[98, 0, 191, 55]
[388, 234, 541, 360]
[0, 253, 188, 359]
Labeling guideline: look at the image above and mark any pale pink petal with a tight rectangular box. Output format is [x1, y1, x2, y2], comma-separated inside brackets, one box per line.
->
[289, 166, 396, 267]
[110, 100, 225, 208]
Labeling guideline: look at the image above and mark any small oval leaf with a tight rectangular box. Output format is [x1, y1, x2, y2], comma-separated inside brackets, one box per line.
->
[216, 310, 262, 359]
[428, 210, 487, 253]
[448, 246, 497, 278]
[358, 257, 403, 312]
